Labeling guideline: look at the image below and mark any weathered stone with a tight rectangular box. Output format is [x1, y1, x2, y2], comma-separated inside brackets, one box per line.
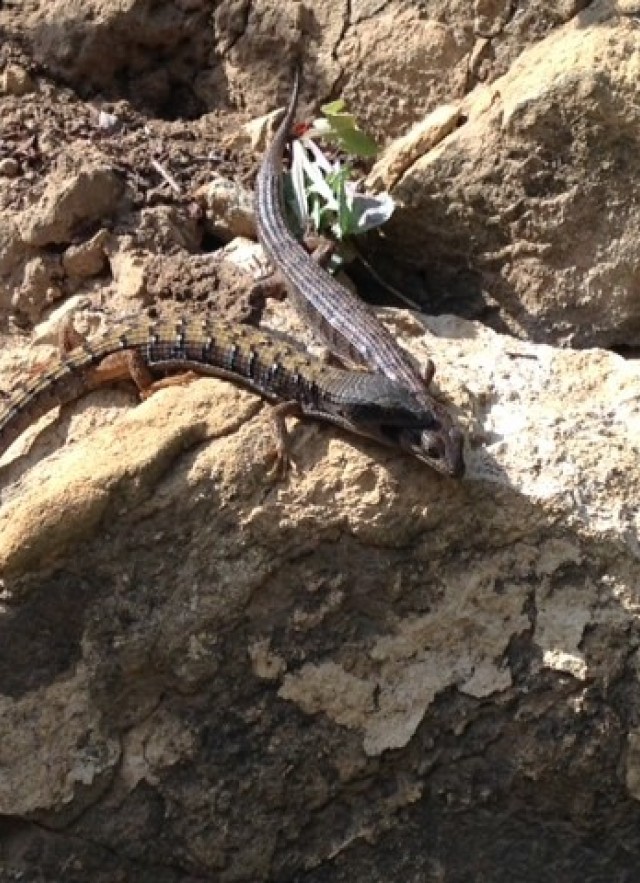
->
[18, 165, 125, 248]
[0, 63, 35, 96]
[1, 0, 640, 879]
[383, 8, 640, 348]
[0, 157, 20, 177]
[62, 230, 110, 279]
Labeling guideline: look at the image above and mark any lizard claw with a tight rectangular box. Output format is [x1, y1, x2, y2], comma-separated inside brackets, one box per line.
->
[265, 442, 298, 480]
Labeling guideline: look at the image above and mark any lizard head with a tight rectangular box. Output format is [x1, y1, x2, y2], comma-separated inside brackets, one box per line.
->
[386, 388, 465, 479]
[396, 423, 465, 478]
[375, 411, 464, 478]
[335, 376, 465, 478]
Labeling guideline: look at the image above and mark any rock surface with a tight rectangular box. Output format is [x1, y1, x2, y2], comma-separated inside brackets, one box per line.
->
[379, 2, 640, 346]
[0, 2, 639, 882]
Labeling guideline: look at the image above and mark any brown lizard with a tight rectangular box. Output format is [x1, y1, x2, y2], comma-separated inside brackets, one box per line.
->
[254, 69, 465, 478]
[0, 316, 460, 472]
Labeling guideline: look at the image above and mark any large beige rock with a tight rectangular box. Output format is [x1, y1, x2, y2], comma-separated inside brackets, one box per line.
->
[0, 297, 638, 878]
[382, 4, 640, 347]
[1, 0, 639, 878]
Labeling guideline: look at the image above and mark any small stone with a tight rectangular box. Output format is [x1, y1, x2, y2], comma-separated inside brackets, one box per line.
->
[62, 229, 110, 278]
[0, 158, 20, 177]
[97, 110, 122, 134]
[1, 64, 35, 96]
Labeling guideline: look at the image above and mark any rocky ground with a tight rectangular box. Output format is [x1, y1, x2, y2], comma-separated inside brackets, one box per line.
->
[0, 1, 639, 881]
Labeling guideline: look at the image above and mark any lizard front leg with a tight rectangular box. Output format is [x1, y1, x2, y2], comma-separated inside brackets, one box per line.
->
[59, 316, 198, 396]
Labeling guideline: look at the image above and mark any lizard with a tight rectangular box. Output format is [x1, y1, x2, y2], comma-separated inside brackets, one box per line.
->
[0, 315, 458, 472]
[254, 69, 465, 478]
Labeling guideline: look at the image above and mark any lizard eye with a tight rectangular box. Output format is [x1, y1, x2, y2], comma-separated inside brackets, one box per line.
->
[423, 436, 445, 460]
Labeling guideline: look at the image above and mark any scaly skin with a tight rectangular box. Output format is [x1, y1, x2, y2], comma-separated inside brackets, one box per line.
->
[254, 70, 464, 478]
[0, 316, 456, 470]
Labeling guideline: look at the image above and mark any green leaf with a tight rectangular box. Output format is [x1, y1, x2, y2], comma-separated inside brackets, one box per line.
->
[320, 98, 347, 115]
[317, 99, 379, 157]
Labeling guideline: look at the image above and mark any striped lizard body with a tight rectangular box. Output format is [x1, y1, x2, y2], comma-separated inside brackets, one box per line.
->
[254, 70, 465, 478]
[0, 316, 453, 469]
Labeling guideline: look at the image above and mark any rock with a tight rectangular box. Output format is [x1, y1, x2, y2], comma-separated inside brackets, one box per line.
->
[31, 295, 92, 346]
[23, 0, 212, 115]
[0, 298, 639, 878]
[0, 157, 20, 177]
[104, 240, 148, 301]
[18, 165, 125, 248]
[1, 0, 640, 878]
[195, 175, 257, 241]
[0, 63, 35, 96]
[10, 254, 64, 322]
[383, 7, 640, 348]
[367, 103, 462, 192]
[62, 229, 110, 279]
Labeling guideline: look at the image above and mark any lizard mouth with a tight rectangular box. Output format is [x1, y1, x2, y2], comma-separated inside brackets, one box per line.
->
[381, 425, 465, 478]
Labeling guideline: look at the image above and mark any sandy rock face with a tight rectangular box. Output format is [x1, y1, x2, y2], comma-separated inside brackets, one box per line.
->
[0, 1, 640, 881]
[1, 303, 638, 880]
[382, 5, 640, 347]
